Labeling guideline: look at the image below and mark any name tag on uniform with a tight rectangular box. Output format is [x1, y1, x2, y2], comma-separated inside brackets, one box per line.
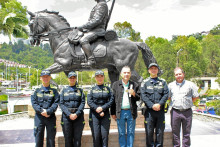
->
[75, 93, 81, 96]
[103, 90, 109, 93]
[92, 90, 99, 93]
[155, 85, 163, 89]
[37, 93, 43, 97]
[147, 86, 154, 89]
[45, 93, 54, 97]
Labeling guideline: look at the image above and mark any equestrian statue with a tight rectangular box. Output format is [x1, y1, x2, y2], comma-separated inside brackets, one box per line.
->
[27, 0, 159, 85]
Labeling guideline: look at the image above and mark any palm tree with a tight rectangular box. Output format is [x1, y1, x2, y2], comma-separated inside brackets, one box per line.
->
[0, 0, 29, 40]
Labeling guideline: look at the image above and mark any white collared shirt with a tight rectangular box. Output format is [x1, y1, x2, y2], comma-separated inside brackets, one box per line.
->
[121, 81, 130, 109]
[168, 80, 199, 110]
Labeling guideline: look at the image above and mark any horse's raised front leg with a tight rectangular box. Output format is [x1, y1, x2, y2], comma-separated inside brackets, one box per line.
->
[45, 62, 64, 74]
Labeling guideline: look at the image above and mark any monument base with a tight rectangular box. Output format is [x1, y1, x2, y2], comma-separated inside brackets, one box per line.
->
[28, 105, 173, 146]
[51, 128, 172, 147]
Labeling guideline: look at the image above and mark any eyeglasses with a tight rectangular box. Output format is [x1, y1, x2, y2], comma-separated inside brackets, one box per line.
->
[41, 70, 50, 74]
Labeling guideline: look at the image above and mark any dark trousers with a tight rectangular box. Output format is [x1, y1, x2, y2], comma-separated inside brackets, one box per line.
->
[171, 108, 192, 147]
[61, 113, 85, 147]
[89, 111, 111, 147]
[144, 109, 165, 147]
[34, 114, 56, 147]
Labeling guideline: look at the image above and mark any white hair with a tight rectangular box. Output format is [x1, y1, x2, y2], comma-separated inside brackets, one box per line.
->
[121, 66, 131, 73]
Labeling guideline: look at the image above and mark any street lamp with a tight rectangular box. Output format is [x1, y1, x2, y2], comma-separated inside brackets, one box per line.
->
[176, 48, 183, 67]
[5, 62, 7, 81]
[28, 66, 31, 83]
[26, 73, 28, 88]
[16, 65, 19, 92]
[19, 73, 22, 89]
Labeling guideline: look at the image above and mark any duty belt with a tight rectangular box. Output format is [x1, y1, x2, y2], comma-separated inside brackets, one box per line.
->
[173, 108, 191, 112]
[68, 108, 78, 113]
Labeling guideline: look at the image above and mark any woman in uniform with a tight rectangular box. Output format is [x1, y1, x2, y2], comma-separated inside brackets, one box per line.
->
[59, 71, 85, 147]
[87, 70, 114, 147]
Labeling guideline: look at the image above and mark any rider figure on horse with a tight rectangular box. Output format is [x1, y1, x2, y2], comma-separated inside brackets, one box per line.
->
[75, 0, 109, 67]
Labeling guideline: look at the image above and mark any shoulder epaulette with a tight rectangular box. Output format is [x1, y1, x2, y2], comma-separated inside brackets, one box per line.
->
[35, 88, 41, 92]
[141, 78, 150, 87]
[158, 77, 166, 82]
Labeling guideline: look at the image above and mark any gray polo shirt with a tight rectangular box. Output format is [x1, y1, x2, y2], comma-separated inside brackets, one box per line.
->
[168, 80, 199, 110]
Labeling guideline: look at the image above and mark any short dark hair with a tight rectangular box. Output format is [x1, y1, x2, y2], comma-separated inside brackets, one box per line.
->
[174, 67, 185, 74]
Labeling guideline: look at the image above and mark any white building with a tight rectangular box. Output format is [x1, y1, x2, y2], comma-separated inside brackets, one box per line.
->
[192, 77, 220, 90]
[7, 94, 31, 113]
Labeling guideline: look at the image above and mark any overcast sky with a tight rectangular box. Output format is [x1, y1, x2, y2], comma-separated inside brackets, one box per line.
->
[1, 0, 220, 43]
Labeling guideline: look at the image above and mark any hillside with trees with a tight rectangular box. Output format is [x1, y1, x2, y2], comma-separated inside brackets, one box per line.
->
[114, 21, 220, 84]
[1, 0, 220, 86]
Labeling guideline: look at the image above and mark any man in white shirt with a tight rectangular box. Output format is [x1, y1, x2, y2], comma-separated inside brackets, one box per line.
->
[111, 66, 140, 147]
[168, 67, 199, 147]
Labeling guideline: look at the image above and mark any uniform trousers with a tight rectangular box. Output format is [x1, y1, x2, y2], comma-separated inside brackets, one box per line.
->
[171, 108, 192, 147]
[61, 113, 85, 147]
[34, 114, 56, 147]
[144, 109, 165, 147]
[89, 111, 111, 147]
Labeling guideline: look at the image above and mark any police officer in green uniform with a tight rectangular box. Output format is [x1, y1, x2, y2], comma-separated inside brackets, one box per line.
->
[140, 63, 169, 147]
[31, 70, 59, 147]
[87, 70, 114, 147]
[59, 71, 85, 147]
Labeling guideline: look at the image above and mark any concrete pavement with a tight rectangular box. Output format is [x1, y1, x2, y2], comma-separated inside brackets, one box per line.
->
[0, 112, 220, 147]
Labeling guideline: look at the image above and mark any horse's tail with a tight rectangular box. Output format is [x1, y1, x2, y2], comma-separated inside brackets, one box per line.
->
[136, 42, 157, 68]
[136, 42, 163, 75]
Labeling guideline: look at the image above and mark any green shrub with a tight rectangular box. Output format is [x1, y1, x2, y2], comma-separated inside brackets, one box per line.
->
[0, 110, 8, 115]
[0, 94, 8, 101]
[206, 89, 220, 96]
[206, 100, 220, 115]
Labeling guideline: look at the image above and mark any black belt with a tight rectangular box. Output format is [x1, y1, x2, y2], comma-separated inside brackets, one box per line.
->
[122, 108, 130, 110]
[173, 108, 191, 112]
[68, 108, 78, 113]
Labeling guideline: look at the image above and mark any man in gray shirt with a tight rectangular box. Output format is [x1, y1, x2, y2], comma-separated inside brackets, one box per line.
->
[168, 67, 199, 147]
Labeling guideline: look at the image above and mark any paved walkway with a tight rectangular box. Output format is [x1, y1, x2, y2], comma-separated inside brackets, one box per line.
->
[0, 117, 35, 147]
[0, 113, 220, 147]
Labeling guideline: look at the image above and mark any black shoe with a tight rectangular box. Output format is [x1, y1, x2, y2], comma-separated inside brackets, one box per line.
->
[81, 58, 95, 67]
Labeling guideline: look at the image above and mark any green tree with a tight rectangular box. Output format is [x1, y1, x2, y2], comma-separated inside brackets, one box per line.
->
[187, 32, 205, 41]
[30, 70, 41, 87]
[202, 34, 220, 76]
[53, 72, 69, 86]
[113, 21, 143, 42]
[173, 36, 207, 79]
[216, 71, 220, 85]
[0, 40, 54, 70]
[113, 21, 145, 78]
[0, 0, 28, 40]
[145, 36, 176, 83]
[210, 24, 220, 35]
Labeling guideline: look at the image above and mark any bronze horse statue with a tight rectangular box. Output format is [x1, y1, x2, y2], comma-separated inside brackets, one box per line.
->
[28, 10, 158, 84]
